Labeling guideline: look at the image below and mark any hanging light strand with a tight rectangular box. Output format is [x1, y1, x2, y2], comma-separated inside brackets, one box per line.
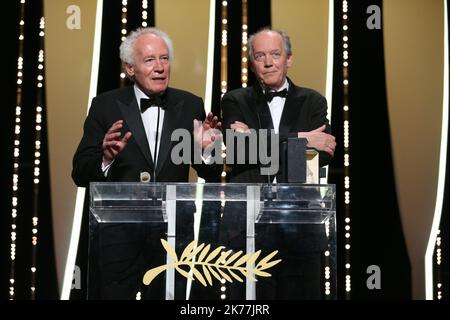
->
[119, 0, 129, 86]
[220, 1, 228, 99]
[9, 0, 27, 300]
[436, 229, 442, 299]
[219, 1, 229, 299]
[219, 1, 229, 184]
[240, 0, 248, 88]
[141, 0, 148, 27]
[29, 15, 45, 299]
[341, 0, 352, 298]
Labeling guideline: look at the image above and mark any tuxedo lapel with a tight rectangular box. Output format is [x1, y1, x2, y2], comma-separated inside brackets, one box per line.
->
[279, 82, 302, 135]
[249, 86, 274, 130]
[156, 89, 183, 175]
[117, 88, 155, 169]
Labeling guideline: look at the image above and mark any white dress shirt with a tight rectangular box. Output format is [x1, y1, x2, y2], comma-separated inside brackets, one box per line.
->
[134, 85, 165, 166]
[101, 85, 165, 176]
[264, 79, 289, 183]
[265, 79, 289, 134]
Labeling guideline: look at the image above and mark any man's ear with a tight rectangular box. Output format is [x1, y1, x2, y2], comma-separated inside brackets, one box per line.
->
[287, 54, 293, 68]
[125, 63, 134, 78]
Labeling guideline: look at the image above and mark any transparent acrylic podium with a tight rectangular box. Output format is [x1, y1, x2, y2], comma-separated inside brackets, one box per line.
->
[88, 183, 336, 300]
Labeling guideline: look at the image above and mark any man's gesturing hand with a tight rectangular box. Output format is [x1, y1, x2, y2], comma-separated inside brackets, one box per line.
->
[194, 112, 223, 150]
[102, 120, 132, 166]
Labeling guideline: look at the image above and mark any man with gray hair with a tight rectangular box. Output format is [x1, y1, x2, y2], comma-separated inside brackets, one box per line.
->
[222, 28, 335, 182]
[73, 27, 222, 186]
[72, 27, 222, 299]
[220, 28, 336, 299]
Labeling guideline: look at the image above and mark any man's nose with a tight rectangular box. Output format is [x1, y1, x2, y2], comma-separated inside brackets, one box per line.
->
[154, 59, 164, 72]
[264, 55, 273, 67]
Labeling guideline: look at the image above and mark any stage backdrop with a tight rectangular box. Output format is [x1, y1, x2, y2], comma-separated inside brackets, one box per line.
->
[272, 0, 330, 97]
[44, 0, 98, 292]
[384, 0, 444, 299]
[155, 0, 211, 182]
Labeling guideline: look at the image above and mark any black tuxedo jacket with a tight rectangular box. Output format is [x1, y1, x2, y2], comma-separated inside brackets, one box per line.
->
[221, 78, 332, 182]
[72, 85, 222, 186]
[220, 79, 331, 262]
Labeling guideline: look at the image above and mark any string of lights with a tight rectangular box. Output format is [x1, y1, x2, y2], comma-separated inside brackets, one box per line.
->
[29, 15, 45, 300]
[341, 0, 352, 298]
[9, 0, 26, 300]
[220, 1, 228, 99]
[324, 221, 332, 297]
[436, 229, 442, 299]
[240, 0, 248, 88]
[141, 0, 149, 27]
[219, 0, 229, 300]
[119, 0, 129, 86]
[219, 0, 228, 179]
[134, 1, 151, 300]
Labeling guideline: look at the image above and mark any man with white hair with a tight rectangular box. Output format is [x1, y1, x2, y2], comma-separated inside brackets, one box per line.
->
[72, 28, 222, 299]
[73, 27, 222, 185]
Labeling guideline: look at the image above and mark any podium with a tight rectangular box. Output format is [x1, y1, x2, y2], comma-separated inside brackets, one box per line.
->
[88, 183, 336, 300]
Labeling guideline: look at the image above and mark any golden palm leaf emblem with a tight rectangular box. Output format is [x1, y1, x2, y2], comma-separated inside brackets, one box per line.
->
[143, 239, 282, 287]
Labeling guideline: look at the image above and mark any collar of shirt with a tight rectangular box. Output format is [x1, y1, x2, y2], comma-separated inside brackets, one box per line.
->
[134, 85, 153, 108]
[261, 78, 290, 96]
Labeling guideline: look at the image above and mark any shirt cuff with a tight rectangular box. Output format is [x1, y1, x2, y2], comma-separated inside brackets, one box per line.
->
[101, 159, 114, 177]
[201, 155, 213, 165]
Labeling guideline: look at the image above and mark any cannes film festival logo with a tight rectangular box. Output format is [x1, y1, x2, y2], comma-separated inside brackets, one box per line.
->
[143, 240, 281, 287]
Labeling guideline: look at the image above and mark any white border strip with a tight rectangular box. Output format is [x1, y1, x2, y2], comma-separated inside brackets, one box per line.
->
[425, 0, 449, 300]
[60, 0, 103, 300]
[204, 0, 216, 115]
[321, 0, 334, 184]
[326, 0, 334, 124]
[195, 0, 215, 186]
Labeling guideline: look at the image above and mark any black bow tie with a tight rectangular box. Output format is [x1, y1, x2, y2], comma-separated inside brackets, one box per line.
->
[264, 89, 288, 102]
[140, 95, 167, 113]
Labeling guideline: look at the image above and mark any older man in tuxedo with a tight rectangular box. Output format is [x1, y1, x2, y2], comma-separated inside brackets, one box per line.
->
[73, 28, 222, 299]
[73, 28, 221, 185]
[220, 28, 336, 299]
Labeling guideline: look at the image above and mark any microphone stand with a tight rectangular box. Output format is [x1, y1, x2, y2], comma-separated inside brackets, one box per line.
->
[153, 106, 160, 183]
[256, 111, 276, 202]
[150, 106, 161, 205]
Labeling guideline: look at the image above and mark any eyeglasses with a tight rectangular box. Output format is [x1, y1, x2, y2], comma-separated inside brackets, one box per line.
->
[253, 51, 282, 62]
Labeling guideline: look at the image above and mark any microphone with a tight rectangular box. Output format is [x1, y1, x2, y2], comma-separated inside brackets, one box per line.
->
[144, 100, 163, 202]
[148, 106, 163, 205]
[140, 95, 166, 183]
[139, 95, 165, 207]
